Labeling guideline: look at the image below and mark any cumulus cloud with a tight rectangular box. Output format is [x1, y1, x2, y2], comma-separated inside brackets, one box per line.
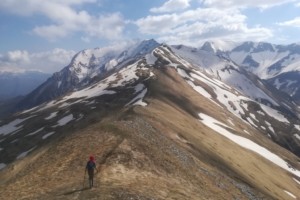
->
[0, 49, 76, 73]
[278, 17, 300, 28]
[0, 41, 138, 73]
[3, 50, 30, 64]
[150, 0, 191, 13]
[135, 7, 273, 46]
[0, 0, 125, 41]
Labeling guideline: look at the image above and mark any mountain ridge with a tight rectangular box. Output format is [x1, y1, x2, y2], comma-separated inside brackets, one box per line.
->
[1, 39, 300, 199]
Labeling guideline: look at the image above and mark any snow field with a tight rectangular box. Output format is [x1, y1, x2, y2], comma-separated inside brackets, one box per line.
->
[0, 118, 27, 136]
[217, 67, 279, 106]
[259, 103, 289, 123]
[198, 113, 300, 178]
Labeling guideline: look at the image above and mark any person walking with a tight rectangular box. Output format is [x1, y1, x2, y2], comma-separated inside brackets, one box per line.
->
[85, 155, 98, 188]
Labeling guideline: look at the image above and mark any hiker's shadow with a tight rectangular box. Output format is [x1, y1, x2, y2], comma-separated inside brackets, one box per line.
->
[63, 187, 90, 195]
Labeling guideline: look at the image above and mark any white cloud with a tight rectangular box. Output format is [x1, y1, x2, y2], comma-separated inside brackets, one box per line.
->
[135, 8, 273, 46]
[4, 50, 30, 64]
[0, 49, 76, 73]
[150, 0, 191, 13]
[201, 0, 297, 9]
[0, 41, 138, 73]
[0, 0, 125, 41]
[278, 17, 300, 28]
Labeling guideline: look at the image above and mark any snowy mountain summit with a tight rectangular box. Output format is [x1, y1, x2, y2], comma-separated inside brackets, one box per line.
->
[18, 39, 160, 109]
[69, 39, 159, 82]
[227, 41, 300, 103]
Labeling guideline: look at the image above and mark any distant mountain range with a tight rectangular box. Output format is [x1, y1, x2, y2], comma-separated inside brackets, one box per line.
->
[202, 41, 300, 103]
[0, 71, 50, 101]
[1, 39, 300, 199]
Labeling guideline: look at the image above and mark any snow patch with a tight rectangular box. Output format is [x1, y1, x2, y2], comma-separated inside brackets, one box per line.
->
[0, 163, 6, 170]
[243, 130, 251, 135]
[293, 178, 300, 185]
[26, 127, 44, 136]
[265, 121, 276, 135]
[187, 81, 211, 99]
[0, 118, 27, 136]
[177, 68, 192, 80]
[57, 114, 74, 126]
[126, 84, 148, 107]
[10, 139, 18, 144]
[227, 119, 235, 126]
[145, 51, 157, 65]
[257, 111, 265, 116]
[260, 104, 289, 123]
[133, 83, 145, 94]
[294, 134, 300, 141]
[284, 190, 296, 199]
[42, 132, 55, 139]
[45, 112, 58, 120]
[294, 125, 300, 131]
[247, 117, 257, 127]
[249, 113, 258, 122]
[16, 146, 36, 159]
[199, 113, 300, 178]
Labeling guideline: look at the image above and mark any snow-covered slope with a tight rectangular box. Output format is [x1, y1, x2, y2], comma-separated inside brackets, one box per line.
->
[171, 45, 283, 108]
[226, 41, 300, 103]
[17, 39, 160, 110]
[228, 42, 300, 79]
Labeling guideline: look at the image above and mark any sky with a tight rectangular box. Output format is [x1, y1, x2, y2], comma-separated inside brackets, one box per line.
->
[0, 0, 300, 73]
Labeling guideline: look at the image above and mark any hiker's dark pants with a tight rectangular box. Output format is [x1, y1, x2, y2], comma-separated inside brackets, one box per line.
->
[88, 170, 94, 187]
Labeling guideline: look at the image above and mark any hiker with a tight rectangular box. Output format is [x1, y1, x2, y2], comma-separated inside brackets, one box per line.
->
[85, 155, 98, 188]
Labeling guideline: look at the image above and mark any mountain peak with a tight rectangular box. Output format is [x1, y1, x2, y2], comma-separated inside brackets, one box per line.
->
[200, 40, 239, 52]
[200, 41, 216, 53]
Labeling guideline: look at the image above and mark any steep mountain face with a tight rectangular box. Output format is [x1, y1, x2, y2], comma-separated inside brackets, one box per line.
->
[226, 41, 300, 103]
[17, 39, 160, 110]
[0, 71, 50, 101]
[172, 44, 300, 155]
[1, 41, 300, 199]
